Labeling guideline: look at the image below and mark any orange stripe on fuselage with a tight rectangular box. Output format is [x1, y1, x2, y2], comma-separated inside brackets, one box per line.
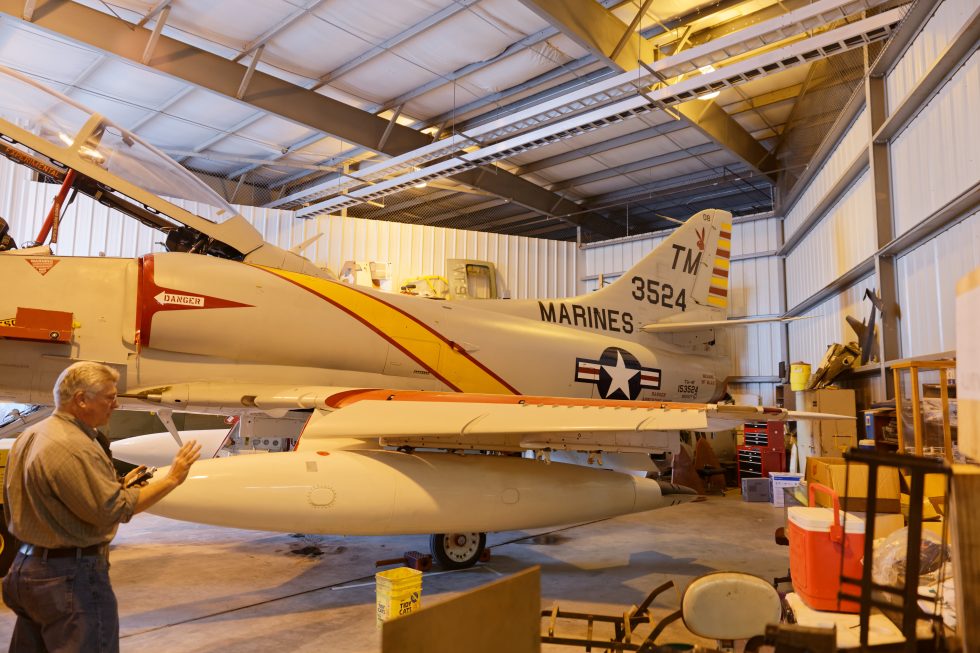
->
[253, 266, 519, 395]
[324, 388, 709, 411]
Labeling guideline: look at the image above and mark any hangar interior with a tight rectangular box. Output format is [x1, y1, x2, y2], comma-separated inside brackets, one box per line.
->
[0, 0, 977, 650]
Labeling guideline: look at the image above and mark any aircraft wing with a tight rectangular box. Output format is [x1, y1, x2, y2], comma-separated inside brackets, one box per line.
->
[124, 384, 849, 455]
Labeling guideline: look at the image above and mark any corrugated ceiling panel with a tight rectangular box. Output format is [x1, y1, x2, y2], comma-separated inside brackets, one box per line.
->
[785, 171, 875, 309]
[886, 0, 975, 108]
[784, 108, 868, 239]
[788, 274, 876, 370]
[891, 51, 980, 236]
[896, 208, 980, 357]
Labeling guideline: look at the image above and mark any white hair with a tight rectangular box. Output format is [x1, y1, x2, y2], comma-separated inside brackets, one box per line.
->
[53, 361, 120, 409]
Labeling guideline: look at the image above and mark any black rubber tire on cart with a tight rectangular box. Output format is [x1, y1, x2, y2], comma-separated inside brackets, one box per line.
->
[429, 532, 486, 570]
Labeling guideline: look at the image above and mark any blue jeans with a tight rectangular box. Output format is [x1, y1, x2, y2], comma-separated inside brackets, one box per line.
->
[2, 552, 118, 653]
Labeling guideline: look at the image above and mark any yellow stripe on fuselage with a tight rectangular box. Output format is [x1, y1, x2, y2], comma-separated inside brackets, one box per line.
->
[257, 266, 516, 395]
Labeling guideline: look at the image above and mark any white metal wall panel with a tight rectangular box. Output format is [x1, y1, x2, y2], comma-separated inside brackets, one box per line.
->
[727, 382, 776, 406]
[788, 274, 876, 370]
[258, 213, 579, 300]
[785, 171, 876, 309]
[730, 256, 780, 317]
[784, 108, 869, 239]
[891, 51, 980, 236]
[0, 164, 578, 300]
[730, 322, 781, 377]
[896, 208, 980, 357]
[886, 0, 976, 109]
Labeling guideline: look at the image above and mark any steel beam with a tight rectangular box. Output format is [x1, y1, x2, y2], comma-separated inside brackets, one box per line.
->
[673, 99, 778, 182]
[516, 0, 653, 70]
[1, 0, 429, 155]
[519, 0, 786, 186]
[864, 77, 900, 397]
[516, 119, 688, 175]
[450, 166, 625, 237]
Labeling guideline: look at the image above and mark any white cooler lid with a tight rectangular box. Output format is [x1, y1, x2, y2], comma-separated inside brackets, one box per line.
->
[788, 507, 866, 533]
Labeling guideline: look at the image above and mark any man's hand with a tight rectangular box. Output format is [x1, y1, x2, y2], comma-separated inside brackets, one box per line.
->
[166, 440, 202, 486]
[133, 440, 201, 514]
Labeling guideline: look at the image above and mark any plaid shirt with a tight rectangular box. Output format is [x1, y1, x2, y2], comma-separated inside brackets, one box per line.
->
[3, 412, 139, 548]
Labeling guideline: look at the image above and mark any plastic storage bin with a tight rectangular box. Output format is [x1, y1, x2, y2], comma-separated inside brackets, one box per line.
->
[788, 483, 865, 613]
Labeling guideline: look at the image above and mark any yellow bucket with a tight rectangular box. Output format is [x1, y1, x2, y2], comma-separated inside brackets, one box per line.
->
[790, 362, 811, 391]
[376, 567, 423, 627]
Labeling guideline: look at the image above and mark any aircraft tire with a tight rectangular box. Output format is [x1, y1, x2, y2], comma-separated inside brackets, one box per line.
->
[429, 532, 486, 570]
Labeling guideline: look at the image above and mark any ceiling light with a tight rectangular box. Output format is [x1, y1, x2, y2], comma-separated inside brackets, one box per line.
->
[413, 181, 427, 189]
[697, 65, 720, 100]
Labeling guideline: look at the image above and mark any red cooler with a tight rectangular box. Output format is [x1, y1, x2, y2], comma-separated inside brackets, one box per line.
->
[788, 483, 865, 613]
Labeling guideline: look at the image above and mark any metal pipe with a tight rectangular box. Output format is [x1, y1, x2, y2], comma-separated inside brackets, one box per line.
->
[34, 169, 76, 245]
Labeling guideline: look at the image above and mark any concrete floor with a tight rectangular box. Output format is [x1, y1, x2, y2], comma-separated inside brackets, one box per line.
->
[0, 493, 790, 652]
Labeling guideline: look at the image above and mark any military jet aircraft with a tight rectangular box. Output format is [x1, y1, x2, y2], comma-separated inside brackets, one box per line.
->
[0, 66, 826, 567]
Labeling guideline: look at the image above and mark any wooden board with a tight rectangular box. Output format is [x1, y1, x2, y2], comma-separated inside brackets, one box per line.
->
[382, 566, 540, 653]
[950, 465, 979, 651]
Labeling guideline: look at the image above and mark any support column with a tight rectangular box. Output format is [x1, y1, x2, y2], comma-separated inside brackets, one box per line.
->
[866, 73, 900, 399]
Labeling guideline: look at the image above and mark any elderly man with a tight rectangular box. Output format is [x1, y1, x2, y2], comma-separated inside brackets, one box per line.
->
[2, 361, 202, 652]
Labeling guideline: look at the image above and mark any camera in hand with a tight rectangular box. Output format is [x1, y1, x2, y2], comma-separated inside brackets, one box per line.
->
[126, 466, 157, 488]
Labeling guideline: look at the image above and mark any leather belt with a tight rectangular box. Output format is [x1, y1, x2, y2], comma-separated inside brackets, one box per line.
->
[19, 543, 107, 559]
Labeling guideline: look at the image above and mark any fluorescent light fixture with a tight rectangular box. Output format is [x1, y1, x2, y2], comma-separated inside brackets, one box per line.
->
[697, 65, 720, 100]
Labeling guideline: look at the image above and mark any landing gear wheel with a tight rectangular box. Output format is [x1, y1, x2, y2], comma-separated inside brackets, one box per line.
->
[429, 532, 486, 569]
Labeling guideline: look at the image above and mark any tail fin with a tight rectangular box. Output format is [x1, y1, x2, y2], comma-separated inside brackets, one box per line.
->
[579, 209, 732, 328]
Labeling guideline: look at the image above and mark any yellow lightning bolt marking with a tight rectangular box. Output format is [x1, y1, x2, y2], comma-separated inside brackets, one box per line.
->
[256, 266, 516, 394]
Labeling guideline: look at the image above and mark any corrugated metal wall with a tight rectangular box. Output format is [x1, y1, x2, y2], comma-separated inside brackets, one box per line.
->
[885, 0, 975, 107]
[0, 157, 578, 300]
[781, 0, 979, 390]
[784, 108, 868, 239]
[896, 208, 980, 357]
[271, 214, 579, 300]
[787, 274, 876, 375]
[727, 382, 775, 406]
[784, 170, 875, 309]
[890, 51, 980, 236]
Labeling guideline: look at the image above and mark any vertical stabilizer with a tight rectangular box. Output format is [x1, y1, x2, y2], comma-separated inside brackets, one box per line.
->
[576, 209, 733, 329]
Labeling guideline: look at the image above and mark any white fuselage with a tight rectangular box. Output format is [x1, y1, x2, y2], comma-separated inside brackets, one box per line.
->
[0, 252, 729, 407]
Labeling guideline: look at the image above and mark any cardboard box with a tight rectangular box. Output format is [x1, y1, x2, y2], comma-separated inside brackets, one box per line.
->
[804, 456, 901, 513]
[741, 477, 770, 502]
[771, 473, 804, 507]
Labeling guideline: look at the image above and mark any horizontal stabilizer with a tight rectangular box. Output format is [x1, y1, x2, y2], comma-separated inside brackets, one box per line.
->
[641, 315, 810, 333]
